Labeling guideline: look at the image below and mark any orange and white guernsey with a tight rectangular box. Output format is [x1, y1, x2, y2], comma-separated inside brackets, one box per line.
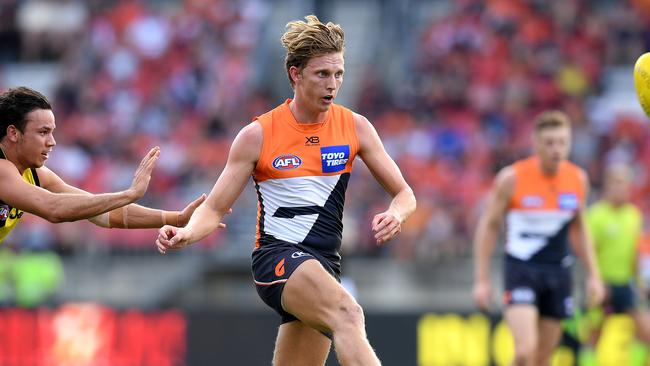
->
[506, 156, 585, 267]
[252, 99, 359, 258]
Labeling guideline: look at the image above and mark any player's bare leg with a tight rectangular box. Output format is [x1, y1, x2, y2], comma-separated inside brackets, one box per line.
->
[536, 318, 563, 366]
[280, 259, 381, 366]
[505, 305, 538, 366]
[631, 309, 650, 345]
[273, 320, 331, 366]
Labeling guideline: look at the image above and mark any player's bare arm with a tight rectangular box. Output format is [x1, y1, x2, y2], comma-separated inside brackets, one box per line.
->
[0, 146, 159, 223]
[354, 113, 416, 245]
[156, 122, 262, 253]
[569, 169, 605, 306]
[38, 164, 206, 228]
[473, 166, 515, 311]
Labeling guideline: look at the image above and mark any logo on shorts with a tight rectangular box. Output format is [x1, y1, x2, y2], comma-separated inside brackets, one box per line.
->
[320, 145, 350, 173]
[272, 155, 302, 170]
[291, 251, 312, 259]
[510, 287, 535, 304]
[558, 193, 578, 211]
[564, 297, 574, 316]
[275, 258, 286, 277]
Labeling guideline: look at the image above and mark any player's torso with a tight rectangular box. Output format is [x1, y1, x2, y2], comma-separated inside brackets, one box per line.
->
[252, 100, 359, 256]
[589, 201, 641, 283]
[0, 164, 39, 243]
[505, 157, 584, 267]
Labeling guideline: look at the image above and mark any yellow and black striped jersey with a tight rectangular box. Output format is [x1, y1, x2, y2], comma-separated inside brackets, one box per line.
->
[0, 148, 40, 243]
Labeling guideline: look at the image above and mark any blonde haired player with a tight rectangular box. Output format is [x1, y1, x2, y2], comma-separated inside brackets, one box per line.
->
[0, 86, 209, 244]
[157, 15, 416, 365]
[473, 110, 604, 366]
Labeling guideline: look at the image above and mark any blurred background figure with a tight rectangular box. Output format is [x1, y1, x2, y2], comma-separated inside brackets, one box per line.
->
[584, 163, 650, 365]
[1, 0, 650, 364]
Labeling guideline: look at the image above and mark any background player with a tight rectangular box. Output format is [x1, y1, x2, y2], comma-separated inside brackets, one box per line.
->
[156, 15, 416, 366]
[586, 163, 650, 355]
[0, 86, 210, 244]
[473, 110, 604, 366]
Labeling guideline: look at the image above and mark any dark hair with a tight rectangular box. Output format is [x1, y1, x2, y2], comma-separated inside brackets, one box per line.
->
[0, 87, 52, 140]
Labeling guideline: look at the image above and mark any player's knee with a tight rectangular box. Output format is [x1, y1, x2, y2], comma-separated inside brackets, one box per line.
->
[512, 342, 536, 365]
[331, 296, 365, 331]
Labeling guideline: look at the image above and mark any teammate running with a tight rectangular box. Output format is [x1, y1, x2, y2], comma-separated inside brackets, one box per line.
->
[473, 110, 604, 366]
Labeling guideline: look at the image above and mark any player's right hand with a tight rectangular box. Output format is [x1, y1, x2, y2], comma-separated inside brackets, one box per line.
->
[473, 279, 492, 312]
[156, 225, 191, 254]
[128, 146, 160, 202]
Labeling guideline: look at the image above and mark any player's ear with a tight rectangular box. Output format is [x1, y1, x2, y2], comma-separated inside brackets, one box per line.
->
[289, 66, 302, 84]
[6, 125, 20, 142]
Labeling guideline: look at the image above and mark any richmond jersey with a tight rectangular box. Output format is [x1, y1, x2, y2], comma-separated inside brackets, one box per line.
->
[252, 99, 359, 259]
[0, 149, 40, 243]
[505, 156, 585, 267]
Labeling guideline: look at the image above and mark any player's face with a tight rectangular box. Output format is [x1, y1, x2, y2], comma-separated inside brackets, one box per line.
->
[16, 109, 56, 168]
[605, 170, 631, 204]
[294, 52, 344, 114]
[534, 126, 571, 173]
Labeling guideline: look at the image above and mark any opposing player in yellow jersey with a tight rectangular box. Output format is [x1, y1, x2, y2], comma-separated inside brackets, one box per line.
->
[157, 15, 416, 366]
[587, 163, 650, 346]
[473, 110, 604, 366]
[0, 87, 209, 244]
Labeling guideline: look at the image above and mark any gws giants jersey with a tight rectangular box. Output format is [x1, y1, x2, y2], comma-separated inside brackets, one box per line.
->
[0, 148, 40, 243]
[506, 157, 584, 267]
[252, 99, 359, 258]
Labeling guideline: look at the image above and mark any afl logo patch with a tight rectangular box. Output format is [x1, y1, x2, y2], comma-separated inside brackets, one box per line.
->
[0, 204, 9, 226]
[272, 154, 302, 170]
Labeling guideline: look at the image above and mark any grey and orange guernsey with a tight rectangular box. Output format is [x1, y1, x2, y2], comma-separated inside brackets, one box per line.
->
[0, 148, 40, 243]
[250, 99, 359, 323]
[503, 156, 585, 318]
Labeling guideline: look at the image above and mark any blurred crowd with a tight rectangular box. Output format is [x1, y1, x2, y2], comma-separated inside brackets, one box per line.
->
[1, 0, 650, 263]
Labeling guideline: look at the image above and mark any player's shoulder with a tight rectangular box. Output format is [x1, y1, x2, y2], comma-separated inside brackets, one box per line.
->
[493, 165, 516, 194]
[0, 159, 20, 178]
[350, 110, 371, 131]
[495, 165, 516, 183]
[236, 121, 263, 146]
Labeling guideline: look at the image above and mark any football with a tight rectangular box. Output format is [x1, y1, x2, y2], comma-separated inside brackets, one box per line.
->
[634, 52, 650, 118]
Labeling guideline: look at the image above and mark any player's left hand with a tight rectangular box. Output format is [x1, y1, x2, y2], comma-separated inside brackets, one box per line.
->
[178, 194, 207, 226]
[372, 211, 402, 245]
[586, 275, 605, 307]
[156, 225, 191, 254]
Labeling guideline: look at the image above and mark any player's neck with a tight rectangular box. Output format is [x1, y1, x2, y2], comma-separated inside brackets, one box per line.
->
[288, 98, 327, 124]
[0, 142, 25, 173]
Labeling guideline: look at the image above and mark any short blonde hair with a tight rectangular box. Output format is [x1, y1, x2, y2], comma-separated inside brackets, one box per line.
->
[534, 110, 571, 134]
[281, 15, 345, 87]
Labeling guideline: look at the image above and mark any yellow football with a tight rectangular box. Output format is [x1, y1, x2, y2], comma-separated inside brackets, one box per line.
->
[634, 52, 650, 118]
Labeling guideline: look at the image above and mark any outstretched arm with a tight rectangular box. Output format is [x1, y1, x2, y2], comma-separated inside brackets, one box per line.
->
[156, 122, 262, 253]
[354, 114, 416, 245]
[473, 166, 514, 311]
[41, 169, 206, 229]
[0, 147, 159, 223]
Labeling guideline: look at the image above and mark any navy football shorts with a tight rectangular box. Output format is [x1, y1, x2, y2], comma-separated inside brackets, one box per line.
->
[252, 241, 341, 323]
[503, 257, 573, 319]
